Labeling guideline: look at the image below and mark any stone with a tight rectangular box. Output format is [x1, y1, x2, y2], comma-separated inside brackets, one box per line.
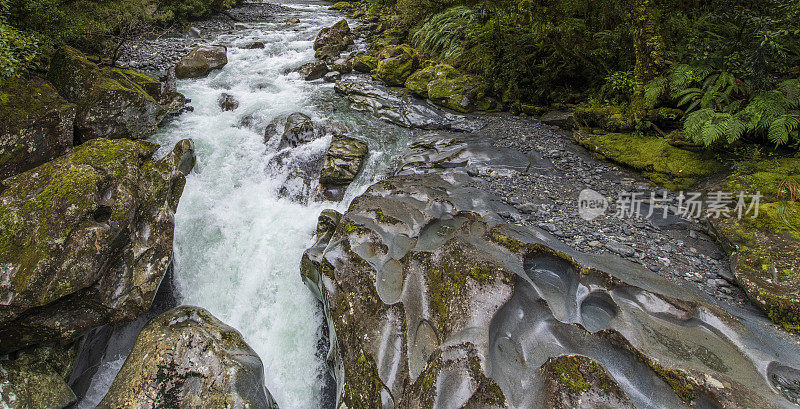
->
[0, 76, 75, 181]
[405, 64, 488, 112]
[300, 133, 800, 409]
[278, 112, 317, 149]
[333, 78, 485, 131]
[296, 61, 329, 81]
[352, 54, 378, 73]
[185, 27, 201, 38]
[314, 19, 353, 60]
[97, 306, 278, 409]
[323, 71, 342, 83]
[605, 239, 635, 257]
[47, 46, 169, 141]
[0, 138, 195, 354]
[217, 92, 239, 111]
[174, 45, 228, 79]
[0, 343, 78, 409]
[540, 110, 576, 130]
[285, 17, 300, 25]
[319, 134, 367, 187]
[374, 44, 420, 86]
[243, 41, 266, 49]
[541, 355, 635, 409]
[331, 57, 353, 74]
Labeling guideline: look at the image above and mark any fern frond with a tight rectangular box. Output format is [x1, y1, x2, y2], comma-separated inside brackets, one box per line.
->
[644, 77, 668, 108]
[768, 114, 800, 146]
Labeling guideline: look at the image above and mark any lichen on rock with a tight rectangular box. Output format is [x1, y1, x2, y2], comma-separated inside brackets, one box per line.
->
[0, 137, 195, 354]
[97, 306, 279, 409]
[0, 76, 75, 181]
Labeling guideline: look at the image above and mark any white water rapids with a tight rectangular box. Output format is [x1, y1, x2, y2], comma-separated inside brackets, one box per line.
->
[77, 2, 409, 408]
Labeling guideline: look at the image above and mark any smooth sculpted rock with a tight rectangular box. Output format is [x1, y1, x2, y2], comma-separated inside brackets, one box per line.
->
[334, 78, 485, 131]
[47, 46, 173, 141]
[175, 45, 228, 79]
[97, 306, 279, 409]
[301, 132, 800, 409]
[374, 45, 420, 86]
[314, 19, 353, 60]
[0, 76, 75, 181]
[0, 138, 195, 354]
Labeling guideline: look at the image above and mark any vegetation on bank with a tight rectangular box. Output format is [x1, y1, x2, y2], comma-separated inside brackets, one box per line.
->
[0, 0, 239, 76]
[349, 0, 799, 150]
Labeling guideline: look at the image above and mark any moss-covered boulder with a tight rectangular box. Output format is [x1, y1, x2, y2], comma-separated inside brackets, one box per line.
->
[541, 355, 635, 409]
[374, 44, 420, 86]
[0, 76, 76, 181]
[352, 54, 378, 74]
[0, 343, 78, 409]
[279, 112, 317, 149]
[314, 19, 353, 60]
[97, 306, 278, 409]
[404, 64, 488, 112]
[574, 104, 635, 132]
[712, 157, 800, 333]
[174, 44, 228, 79]
[47, 46, 168, 141]
[574, 130, 722, 190]
[0, 138, 195, 354]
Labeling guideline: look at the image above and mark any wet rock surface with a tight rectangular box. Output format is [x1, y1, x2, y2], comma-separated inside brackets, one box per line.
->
[314, 19, 353, 61]
[175, 44, 228, 79]
[317, 134, 367, 201]
[47, 46, 172, 141]
[97, 306, 279, 409]
[0, 138, 195, 354]
[302, 128, 800, 408]
[0, 76, 75, 181]
[334, 77, 485, 131]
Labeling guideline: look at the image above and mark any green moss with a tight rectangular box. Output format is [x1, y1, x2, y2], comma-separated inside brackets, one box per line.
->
[487, 232, 523, 253]
[576, 131, 723, 190]
[649, 363, 695, 403]
[713, 155, 800, 334]
[374, 209, 401, 225]
[551, 356, 591, 392]
[374, 44, 419, 86]
[423, 248, 499, 332]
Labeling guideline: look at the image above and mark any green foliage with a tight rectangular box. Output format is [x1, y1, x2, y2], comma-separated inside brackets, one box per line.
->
[0, 0, 239, 75]
[411, 6, 478, 62]
[675, 69, 800, 146]
[0, 0, 38, 78]
[601, 70, 637, 103]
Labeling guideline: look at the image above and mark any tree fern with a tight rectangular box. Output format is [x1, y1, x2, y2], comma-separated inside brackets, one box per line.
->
[411, 6, 479, 62]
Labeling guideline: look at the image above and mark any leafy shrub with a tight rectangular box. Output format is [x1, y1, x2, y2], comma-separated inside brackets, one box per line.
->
[0, 0, 38, 77]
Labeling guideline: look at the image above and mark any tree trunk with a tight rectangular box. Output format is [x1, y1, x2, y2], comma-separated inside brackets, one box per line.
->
[629, 0, 665, 119]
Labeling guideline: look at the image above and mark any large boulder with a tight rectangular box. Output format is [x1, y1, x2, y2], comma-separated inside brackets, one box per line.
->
[352, 54, 378, 74]
[47, 46, 170, 141]
[404, 64, 489, 112]
[302, 132, 800, 409]
[174, 45, 228, 79]
[97, 306, 278, 409]
[314, 19, 353, 60]
[374, 45, 420, 86]
[279, 112, 316, 149]
[316, 133, 367, 201]
[295, 61, 330, 81]
[333, 78, 485, 131]
[0, 343, 79, 409]
[0, 138, 195, 354]
[0, 76, 75, 181]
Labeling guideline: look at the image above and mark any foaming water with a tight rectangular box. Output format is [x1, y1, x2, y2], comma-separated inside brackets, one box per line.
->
[147, 4, 409, 408]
